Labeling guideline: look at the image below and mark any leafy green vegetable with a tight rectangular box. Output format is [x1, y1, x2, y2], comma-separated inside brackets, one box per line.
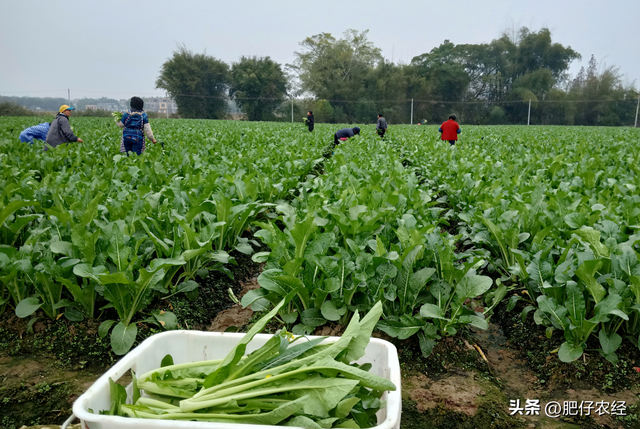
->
[103, 299, 395, 427]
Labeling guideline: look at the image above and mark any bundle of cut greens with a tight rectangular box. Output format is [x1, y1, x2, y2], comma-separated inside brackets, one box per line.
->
[103, 300, 395, 428]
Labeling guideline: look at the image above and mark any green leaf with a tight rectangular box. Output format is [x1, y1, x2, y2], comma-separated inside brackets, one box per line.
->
[0, 200, 38, 228]
[419, 303, 448, 320]
[107, 377, 127, 416]
[592, 294, 629, 322]
[16, 297, 42, 318]
[161, 354, 175, 367]
[574, 227, 610, 257]
[258, 269, 304, 297]
[395, 245, 422, 309]
[279, 375, 360, 418]
[536, 295, 569, 330]
[98, 272, 130, 285]
[565, 282, 586, 322]
[558, 342, 583, 362]
[599, 330, 622, 355]
[335, 419, 361, 428]
[301, 308, 327, 328]
[462, 314, 488, 330]
[262, 337, 327, 370]
[377, 314, 423, 340]
[203, 297, 288, 387]
[174, 280, 199, 294]
[285, 416, 323, 429]
[320, 300, 342, 322]
[333, 397, 361, 419]
[50, 241, 74, 256]
[80, 192, 103, 228]
[455, 274, 493, 301]
[64, 307, 84, 322]
[344, 300, 383, 362]
[175, 396, 308, 425]
[564, 212, 587, 229]
[407, 267, 436, 308]
[506, 295, 521, 311]
[44, 207, 71, 225]
[153, 310, 178, 330]
[111, 322, 138, 355]
[98, 320, 116, 338]
[252, 251, 271, 263]
[417, 330, 437, 357]
[575, 259, 606, 304]
[291, 215, 318, 260]
[73, 263, 106, 281]
[348, 205, 367, 221]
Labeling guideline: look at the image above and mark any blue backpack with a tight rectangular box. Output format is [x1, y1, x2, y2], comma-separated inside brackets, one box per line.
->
[123, 111, 146, 145]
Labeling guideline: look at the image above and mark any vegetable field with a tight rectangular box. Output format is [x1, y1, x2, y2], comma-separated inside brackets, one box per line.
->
[1, 117, 639, 428]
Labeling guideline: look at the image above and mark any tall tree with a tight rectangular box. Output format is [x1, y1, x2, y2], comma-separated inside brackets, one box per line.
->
[289, 29, 383, 122]
[230, 56, 288, 121]
[156, 45, 230, 119]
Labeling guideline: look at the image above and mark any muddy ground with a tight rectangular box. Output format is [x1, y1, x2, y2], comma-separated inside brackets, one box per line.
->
[3, 269, 640, 429]
[396, 299, 640, 429]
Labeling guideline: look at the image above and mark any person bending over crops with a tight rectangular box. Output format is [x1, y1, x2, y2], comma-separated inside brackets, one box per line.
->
[20, 122, 50, 145]
[116, 96, 157, 155]
[376, 114, 387, 138]
[333, 127, 360, 147]
[439, 114, 461, 146]
[306, 111, 314, 132]
[45, 105, 83, 150]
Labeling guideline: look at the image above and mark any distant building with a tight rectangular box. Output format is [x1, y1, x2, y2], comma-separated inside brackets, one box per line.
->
[85, 105, 98, 111]
[143, 97, 178, 114]
[97, 102, 119, 111]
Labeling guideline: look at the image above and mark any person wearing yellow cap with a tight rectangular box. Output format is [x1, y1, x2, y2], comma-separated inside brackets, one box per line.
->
[45, 105, 83, 149]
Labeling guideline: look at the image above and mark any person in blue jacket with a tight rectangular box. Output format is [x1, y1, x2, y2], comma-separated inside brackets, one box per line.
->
[19, 122, 50, 144]
[116, 96, 157, 155]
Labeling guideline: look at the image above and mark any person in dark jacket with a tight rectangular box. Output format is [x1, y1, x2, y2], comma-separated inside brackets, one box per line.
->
[45, 105, 83, 149]
[439, 114, 461, 145]
[306, 111, 314, 132]
[376, 114, 387, 138]
[333, 127, 360, 147]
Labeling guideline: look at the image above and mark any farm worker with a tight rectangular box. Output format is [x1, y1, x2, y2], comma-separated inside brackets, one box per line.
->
[45, 105, 83, 149]
[439, 114, 461, 146]
[376, 114, 387, 138]
[19, 122, 50, 144]
[306, 111, 314, 132]
[116, 96, 157, 155]
[333, 127, 360, 147]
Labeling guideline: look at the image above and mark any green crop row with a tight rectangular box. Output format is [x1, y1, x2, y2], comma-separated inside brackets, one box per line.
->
[0, 118, 325, 355]
[2, 117, 639, 367]
[401, 125, 640, 363]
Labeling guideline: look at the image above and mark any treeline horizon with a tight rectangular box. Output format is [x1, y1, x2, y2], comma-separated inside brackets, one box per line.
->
[3, 27, 639, 126]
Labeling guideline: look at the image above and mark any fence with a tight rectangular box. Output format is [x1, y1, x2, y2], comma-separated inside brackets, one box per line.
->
[2, 90, 639, 127]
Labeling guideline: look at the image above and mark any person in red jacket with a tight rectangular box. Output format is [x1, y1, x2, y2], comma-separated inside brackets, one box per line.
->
[439, 114, 461, 145]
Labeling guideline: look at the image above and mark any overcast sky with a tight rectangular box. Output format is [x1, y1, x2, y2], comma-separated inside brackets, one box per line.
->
[1, 0, 638, 100]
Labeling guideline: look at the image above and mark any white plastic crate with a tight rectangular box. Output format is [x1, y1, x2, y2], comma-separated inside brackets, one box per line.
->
[63, 330, 401, 429]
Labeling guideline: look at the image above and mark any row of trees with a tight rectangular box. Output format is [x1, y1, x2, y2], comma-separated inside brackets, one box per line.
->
[156, 28, 638, 126]
[156, 46, 288, 121]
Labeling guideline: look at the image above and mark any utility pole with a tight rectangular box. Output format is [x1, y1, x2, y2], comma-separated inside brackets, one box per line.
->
[410, 98, 414, 125]
[527, 99, 532, 125]
[635, 95, 639, 128]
